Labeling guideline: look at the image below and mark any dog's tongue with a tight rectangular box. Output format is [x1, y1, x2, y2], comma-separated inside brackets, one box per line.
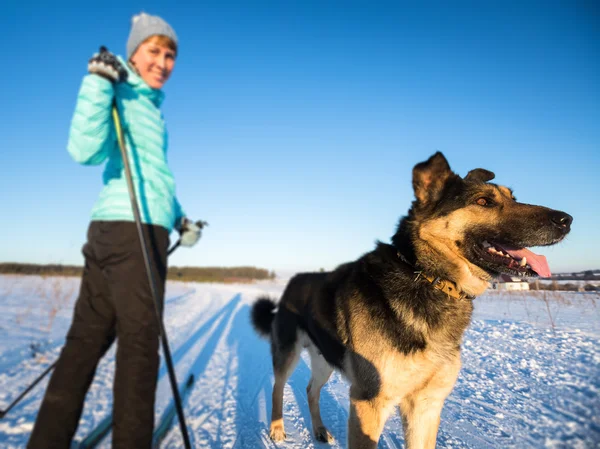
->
[496, 244, 551, 278]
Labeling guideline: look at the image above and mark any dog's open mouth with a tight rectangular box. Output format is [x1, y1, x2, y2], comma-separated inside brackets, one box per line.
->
[478, 241, 551, 278]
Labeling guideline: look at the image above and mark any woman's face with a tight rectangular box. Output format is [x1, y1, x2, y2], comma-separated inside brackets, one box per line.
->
[130, 39, 176, 89]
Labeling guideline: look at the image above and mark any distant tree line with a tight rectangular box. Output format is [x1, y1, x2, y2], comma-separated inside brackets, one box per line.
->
[0, 263, 276, 284]
[168, 266, 276, 283]
[551, 270, 600, 281]
[529, 280, 599, 292]
[0, 263, 82, 277]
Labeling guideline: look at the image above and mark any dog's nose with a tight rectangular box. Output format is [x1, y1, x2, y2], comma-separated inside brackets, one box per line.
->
[550, 211, 573, 230]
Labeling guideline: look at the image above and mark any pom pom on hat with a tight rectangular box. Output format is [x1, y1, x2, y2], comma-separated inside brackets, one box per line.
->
[126, 12, 178, 60]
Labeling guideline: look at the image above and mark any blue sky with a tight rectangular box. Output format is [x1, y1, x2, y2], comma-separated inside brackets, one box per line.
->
[1, 1, 598, 274]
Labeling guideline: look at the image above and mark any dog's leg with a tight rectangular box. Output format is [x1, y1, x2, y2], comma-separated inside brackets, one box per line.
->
[399, 394, 447, 449]
[306, 344, 334, 443]
[398, 356, 461, 449]
[347, 387, 395, 449]
[270, 340, 302, 442]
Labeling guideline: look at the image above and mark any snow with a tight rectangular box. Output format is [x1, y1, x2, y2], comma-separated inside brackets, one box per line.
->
[1, 274, 599, 448]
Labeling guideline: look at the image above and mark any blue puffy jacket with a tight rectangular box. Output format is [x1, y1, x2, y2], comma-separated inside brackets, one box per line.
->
[67, 56, 184, 232]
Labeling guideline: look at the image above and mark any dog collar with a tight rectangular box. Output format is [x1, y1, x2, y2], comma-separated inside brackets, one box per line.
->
[414, 271, 473, 301]
[396, 251, 473, 301]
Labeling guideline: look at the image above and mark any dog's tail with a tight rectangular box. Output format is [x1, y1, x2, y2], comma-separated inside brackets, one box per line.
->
[251, 296, 277, 337]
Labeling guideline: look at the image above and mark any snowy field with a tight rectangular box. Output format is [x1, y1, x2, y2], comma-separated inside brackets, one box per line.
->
[0, 274, 598, 448]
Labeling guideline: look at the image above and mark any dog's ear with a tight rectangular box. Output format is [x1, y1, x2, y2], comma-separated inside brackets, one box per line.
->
[465, 168, 495, 183]
[412, 152, 454, 205]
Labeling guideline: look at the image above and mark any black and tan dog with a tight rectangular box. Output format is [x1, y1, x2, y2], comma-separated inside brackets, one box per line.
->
[251, 152, 572, 449]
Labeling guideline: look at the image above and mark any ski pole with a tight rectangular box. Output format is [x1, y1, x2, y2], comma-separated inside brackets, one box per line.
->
[168, 240, 180, 255]
[111, 100, 192, 449]
[0, 241, 186, 419]
[0, 360, 58, 419]
[0, 242, 185, 420]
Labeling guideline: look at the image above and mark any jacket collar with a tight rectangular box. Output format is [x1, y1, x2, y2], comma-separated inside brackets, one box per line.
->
[118, 55, 165, 107]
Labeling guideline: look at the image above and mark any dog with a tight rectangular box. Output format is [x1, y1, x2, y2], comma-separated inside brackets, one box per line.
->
[251, 152, 572, 449]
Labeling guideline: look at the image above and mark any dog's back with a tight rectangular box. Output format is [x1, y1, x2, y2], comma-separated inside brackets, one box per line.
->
[251, 271, 331, 351]
[251, 264, 357, 367]
[251, 271, 327, 333]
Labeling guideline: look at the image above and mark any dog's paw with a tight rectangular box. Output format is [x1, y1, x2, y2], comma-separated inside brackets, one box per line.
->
[314, 426, 334, 443]
[270, 425, 287, 442]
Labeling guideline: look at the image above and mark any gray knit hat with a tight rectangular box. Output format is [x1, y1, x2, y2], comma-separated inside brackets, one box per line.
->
[126, 12, 178, 60]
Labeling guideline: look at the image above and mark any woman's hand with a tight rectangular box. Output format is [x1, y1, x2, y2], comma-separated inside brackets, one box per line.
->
[88, 46, 128, 83]
[176, 218, 208, 248]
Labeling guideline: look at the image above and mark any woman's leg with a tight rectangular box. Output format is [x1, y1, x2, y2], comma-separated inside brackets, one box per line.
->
[104, 223, 169, 449]
[27, 224, 117, 448]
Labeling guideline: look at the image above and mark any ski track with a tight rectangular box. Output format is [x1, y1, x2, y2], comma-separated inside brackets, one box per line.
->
[0, 275, 599, 448]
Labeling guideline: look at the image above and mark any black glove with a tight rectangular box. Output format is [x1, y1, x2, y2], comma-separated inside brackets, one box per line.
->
[176, 218, 208, 248]
[88, 46, 128, 83]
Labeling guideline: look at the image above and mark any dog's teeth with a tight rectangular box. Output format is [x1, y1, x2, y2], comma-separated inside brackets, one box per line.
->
[520, 257, 527, 267]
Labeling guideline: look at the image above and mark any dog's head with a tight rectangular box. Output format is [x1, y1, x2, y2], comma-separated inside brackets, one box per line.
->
[397, 152, 572, 296]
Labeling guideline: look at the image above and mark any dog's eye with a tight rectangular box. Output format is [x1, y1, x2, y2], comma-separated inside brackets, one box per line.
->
[476, 197, 492, 207]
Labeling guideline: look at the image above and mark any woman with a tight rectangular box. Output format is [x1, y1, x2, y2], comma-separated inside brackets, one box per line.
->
[28, 12, 201, 448]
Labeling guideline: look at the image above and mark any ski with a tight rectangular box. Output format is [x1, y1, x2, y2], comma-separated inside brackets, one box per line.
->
[152, 374, 195, 448]
[77, 414, 110, 449]
[75, 297, 238, 448]
[76, 374, 195, 449]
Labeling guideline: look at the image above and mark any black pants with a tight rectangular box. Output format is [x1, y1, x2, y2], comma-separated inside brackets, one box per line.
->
[27, 221, 170, 449]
